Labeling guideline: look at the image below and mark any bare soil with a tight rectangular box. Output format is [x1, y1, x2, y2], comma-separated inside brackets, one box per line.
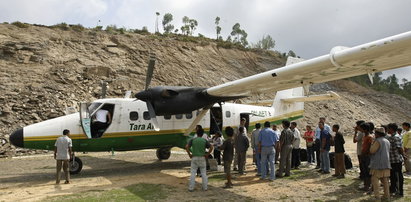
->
[0, 136, 409, 202]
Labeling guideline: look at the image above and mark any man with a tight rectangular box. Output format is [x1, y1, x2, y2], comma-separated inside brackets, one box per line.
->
[319, 122, 331, 174]
[272, 124, 281, 164]
[54, 129, 73, 184]
[251, 123, 262, 175]
[387, 123, 404, 197]
[220, 127, 234, 188]
[353, 120, 366, 179]
[314, 117, 331, 169]
[236, 127, 249, 175]
[402, 122, 411, 175]
[277, 120, 294, 178]
[186, 128, 214, 192]
[91, 107, 112, 138]
[233, 118, 247, 171]
[258, 121, 278, 180]
[291, 122, 301, 169]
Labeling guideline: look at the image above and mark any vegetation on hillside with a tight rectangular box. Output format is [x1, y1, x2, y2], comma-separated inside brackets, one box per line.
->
[348, 72, 411, 100]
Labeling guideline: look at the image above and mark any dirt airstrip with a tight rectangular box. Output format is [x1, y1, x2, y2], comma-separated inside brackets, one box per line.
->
[0, 136, 409, 202]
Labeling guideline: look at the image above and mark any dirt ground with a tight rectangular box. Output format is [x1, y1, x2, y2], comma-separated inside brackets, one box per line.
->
[0, 136, 409, 202]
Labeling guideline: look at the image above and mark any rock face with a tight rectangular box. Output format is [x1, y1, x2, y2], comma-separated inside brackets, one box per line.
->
[1, 23, 411, 157]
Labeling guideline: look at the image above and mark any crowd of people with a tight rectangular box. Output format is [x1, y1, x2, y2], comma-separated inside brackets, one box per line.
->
[184, 118, 410, 200]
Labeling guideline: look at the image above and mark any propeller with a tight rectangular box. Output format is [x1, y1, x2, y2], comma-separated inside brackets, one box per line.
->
[140, 54, 159, 131]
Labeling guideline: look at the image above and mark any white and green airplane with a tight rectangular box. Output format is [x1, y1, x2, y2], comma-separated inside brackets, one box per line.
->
[9, 31, 411, 174]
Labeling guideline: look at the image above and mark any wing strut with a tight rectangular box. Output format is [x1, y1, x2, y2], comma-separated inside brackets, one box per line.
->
[183, 104, 213, 136]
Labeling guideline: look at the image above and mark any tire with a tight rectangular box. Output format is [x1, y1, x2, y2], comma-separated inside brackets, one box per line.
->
[69, 157, 83, 174]
[156, 148, 171, 160]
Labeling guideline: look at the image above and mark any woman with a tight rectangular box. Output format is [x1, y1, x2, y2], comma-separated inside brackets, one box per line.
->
[303, 125, 315, 164]
[369, 127, 391, 200]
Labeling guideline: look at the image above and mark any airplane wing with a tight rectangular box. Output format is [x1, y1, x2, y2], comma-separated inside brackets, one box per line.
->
[205, 31, 411, 97]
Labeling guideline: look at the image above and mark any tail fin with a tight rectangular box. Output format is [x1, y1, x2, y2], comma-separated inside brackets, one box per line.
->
[272, 56, 305, 117]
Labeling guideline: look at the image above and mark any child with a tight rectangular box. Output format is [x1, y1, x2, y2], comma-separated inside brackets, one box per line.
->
[212, 132, 224, 165]
[220, 127, 234, 188]
[332, 124, 345, 178]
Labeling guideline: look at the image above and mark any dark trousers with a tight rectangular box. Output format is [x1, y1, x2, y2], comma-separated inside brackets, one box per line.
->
[360, 155, 371, 188]
[390, 163, 404, 195]
[214, 149, 221, 165]
[314, 139, 321, 167]
[91, 122, 107, 138]
[358, 155, 366, 179]
[307, 146, 315, 163]
[291, 148, 301, 168]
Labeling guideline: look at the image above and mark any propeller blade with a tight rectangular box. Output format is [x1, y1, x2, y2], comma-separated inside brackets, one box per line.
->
[145, 55, 156, 90]
[146, 101, 160, 131]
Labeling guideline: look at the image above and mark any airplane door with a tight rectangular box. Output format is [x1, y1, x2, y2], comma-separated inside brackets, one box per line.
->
[79, 102, 92, 139]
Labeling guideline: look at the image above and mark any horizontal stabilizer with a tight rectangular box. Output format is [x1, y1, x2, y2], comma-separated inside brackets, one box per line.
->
[281, 91, 340, 103]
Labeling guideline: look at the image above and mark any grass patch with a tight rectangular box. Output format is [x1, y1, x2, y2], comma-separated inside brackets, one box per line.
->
[45, 183, 172, 202]
[208, 173, 226, 182]
[286, 170, 311, 180]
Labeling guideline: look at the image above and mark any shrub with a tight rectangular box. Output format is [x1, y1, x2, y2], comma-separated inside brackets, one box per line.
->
[94, 26, 103, 31]
[105, 25, 117, 34]
[52, 22, 69, 30]
[11, 21, 29, 28]
[70, 24, 85, 32]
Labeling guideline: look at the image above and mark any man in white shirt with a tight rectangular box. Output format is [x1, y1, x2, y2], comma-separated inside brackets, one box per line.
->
[291, 122, 301, 169]
[54, 129, 73, 184]
[92, 108, 112, 138]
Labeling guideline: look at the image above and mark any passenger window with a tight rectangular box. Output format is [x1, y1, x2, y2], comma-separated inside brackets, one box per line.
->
[226, 111, 231, 118]
[129, 111, 139, 121]
[164, 114, 172, 120]
[143, 111, 150, 120]
[185, 113, 193, 119]
[176, 114, 183, 119]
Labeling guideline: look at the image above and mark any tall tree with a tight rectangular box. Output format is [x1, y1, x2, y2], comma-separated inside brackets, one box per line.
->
[189, 19, 198, 35]
[162, 13, 174, 34]
[230, 23, 248, 47]
[215, 16, 221, 40]
[181, 16, 190, 35]
[155, 12, 160, 33]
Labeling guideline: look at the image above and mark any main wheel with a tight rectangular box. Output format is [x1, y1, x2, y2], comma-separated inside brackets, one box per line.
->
[156, 148, 171, 160]
[69, 157, 83, 174]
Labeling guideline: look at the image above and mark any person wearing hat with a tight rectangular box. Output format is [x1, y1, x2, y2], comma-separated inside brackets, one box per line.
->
[369, 127, 391, 200]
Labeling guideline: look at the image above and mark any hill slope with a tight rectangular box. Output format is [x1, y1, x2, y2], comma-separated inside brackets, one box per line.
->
[1, 23, 410, 156]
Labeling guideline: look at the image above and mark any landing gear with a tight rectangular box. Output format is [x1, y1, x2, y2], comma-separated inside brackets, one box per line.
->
[69, 156, 83, 174]
[156, 147, 171, 160]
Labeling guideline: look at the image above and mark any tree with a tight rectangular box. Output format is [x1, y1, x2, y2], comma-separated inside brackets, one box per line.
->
[181, 16, 197, 36]
[230, 23, 248, 47]
[288, 50, 296, 57]
[181, 16, 190, 35]
[253, 35, 275, 50]
[215, 16, 221, 40]
[155, 12, 160, 33]
[189, 19, 198, 35]
[162, 13, 174, 34]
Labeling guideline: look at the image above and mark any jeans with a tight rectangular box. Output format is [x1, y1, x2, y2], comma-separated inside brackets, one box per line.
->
[307, 146, 315, 163]
[261, 146, 275, 180]
[189, 156, 208, 191]
[320, 150, 330, 173]
[255, 149, 261, 174]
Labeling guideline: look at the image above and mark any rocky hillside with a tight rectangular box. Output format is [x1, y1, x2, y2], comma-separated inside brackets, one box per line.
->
[1, 23, 411, 157]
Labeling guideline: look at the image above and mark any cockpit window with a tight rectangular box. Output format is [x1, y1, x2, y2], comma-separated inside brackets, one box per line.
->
[143, 111, 150, 120]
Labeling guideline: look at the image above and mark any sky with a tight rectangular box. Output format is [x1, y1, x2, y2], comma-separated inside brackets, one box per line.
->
[1, 0, 410, 82]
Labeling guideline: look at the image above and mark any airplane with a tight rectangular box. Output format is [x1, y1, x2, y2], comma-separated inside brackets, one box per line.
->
[9, 31, 411, 174]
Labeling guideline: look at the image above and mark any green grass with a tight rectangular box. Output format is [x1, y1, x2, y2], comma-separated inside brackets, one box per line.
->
[286, 169, 311, 180]
[208, 173, 226, 182]
[45, 183, 172, 202]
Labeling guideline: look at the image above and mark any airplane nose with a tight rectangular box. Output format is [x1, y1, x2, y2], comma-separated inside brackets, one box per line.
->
[135, 90, 151, 102]
[10, 128, 24, 148]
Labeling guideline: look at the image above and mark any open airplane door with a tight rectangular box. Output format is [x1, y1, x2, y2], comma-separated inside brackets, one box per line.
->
[79, 102, 92, 139]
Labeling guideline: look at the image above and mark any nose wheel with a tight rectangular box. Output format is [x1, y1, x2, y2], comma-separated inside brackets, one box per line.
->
[69, 156, 83, 174]
[156, 147, 171, 160]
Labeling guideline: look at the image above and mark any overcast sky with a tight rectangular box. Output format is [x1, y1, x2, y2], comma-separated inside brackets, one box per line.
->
[1, 0, 410, 81]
